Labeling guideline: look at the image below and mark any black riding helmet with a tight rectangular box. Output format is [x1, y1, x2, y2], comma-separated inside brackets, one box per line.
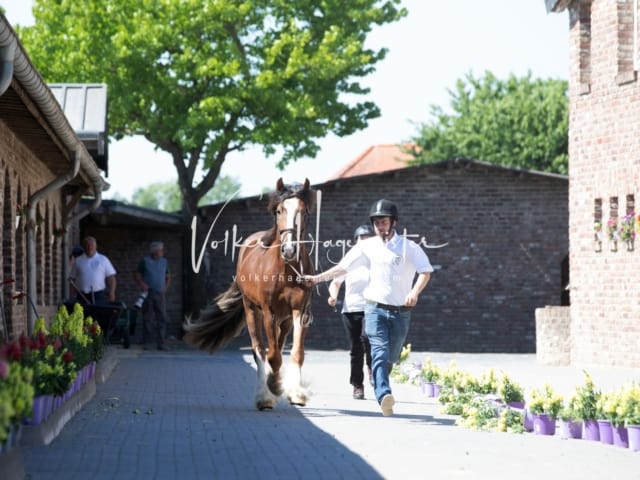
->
[369, 199, 398, 221]
[353, 224, 374, 240]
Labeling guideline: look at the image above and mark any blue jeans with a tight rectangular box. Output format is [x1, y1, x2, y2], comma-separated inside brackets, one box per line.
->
[364, 304, 411, 404]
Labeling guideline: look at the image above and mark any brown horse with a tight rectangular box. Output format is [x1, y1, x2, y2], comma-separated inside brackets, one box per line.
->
[184, 178, 316, 410]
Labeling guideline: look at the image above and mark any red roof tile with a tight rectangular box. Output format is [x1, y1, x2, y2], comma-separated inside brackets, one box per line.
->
[328, 144, 416, 180]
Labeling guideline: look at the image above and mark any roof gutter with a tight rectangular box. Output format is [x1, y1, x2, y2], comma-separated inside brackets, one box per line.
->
[0, 33, 15, 95]
[0, 15, 109, 332]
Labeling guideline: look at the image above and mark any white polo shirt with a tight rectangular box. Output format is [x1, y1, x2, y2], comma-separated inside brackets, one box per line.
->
[70, 253, 117, 293]
[337, 264, 370, 313]
[338, 231, 433, 306]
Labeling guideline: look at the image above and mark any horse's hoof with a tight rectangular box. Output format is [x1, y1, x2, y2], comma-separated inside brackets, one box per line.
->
[257, 401, 274, 411]
[288, 394, 307, 407]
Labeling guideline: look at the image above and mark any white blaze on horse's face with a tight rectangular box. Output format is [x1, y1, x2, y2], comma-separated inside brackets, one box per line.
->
[278, 197, 304, 262]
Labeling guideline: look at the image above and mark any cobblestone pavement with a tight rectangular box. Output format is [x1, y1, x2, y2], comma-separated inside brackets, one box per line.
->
[22, 344, 640, 480]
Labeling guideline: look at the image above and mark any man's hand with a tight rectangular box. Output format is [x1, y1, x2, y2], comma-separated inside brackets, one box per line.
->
[403, 292, 419, 308]
[302, 275, 316, 287]
[327, 296, 337, 307]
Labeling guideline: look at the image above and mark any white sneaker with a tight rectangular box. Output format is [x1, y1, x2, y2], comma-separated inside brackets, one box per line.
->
[380, 393, 395, 416]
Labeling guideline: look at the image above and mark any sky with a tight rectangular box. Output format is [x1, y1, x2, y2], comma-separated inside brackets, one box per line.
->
[1, 1, 569, 199]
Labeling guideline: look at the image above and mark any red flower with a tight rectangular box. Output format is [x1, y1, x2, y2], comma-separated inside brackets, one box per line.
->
[36, 331, 48, 350]
[62, 351, 74, 363]
[2, 341, 23, 362]
[53, 338, 62, 350]
[18, 334, 30, 349]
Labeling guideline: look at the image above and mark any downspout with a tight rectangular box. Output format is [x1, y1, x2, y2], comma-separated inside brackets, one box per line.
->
[0, 35, 15, 95]
[26, 151, 81, 333]
[59, 188, 104, 301]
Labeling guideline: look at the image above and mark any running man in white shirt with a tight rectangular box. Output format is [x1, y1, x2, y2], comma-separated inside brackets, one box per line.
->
[304, 199, 433, 416]
[328, 224, 374, 400]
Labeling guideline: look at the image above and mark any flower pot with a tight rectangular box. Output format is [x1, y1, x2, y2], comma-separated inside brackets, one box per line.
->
[507, 401, 525, 410]
[597, 419, 613, 445]
[432, 383, 441, 398]
[611, 425, 629, 448]
[559, 419, 582, 439]
[23, 395, 49, 425]
[533, 414, 556, 436]
[627, 425, 640, 452]
[583, 419, 600, 441]
[421, 380, 435, 397]
[523, 408, 534, 432]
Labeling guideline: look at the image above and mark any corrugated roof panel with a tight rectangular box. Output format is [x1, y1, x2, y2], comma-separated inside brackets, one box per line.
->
[48, 83, 109, 174]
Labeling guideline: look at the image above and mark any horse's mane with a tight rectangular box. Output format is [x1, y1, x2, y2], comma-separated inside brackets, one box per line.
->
[261, 178, 315, 247]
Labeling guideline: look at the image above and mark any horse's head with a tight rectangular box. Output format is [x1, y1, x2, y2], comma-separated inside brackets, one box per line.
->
[268, 178, 315, 262]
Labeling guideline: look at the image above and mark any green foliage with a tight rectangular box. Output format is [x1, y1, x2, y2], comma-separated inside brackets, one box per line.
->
[559, 394, 581, 422]
[497, 408, 525, 434]
[131, 175, 242, 211]
[0, 362, 34, 437]
[420, 357, 440, 383]
[572, 371, 601, 421]
[411, 71, 568, 174]
[19, 0, 406, 216]
[498, 374, 525, 404]
[457, 396, 499, 431]
[527, 384, 563, 420]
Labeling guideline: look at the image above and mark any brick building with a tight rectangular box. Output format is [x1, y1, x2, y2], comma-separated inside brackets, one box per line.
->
[545, 0, 640, 367]
[0, 15, 107, 338]
[196, 160, 568, 353]
[79, 200, 185, 341]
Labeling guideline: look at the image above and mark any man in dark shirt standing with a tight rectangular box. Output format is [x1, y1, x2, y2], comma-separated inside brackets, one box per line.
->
[135, 241, 171, 351]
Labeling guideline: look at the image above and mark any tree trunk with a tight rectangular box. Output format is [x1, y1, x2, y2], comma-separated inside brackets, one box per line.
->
[181, 188, 208, 322]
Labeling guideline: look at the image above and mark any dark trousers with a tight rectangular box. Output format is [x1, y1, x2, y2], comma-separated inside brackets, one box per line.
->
[142, 290, 167, 347]
[342, 311, 372, 388]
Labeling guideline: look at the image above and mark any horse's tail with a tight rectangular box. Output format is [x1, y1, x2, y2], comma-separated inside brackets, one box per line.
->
[183, 281, 245, 353]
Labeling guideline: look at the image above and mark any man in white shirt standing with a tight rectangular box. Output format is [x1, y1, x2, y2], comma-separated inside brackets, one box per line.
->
[69, 236, 117, 305]
[304, 199, 433, 416]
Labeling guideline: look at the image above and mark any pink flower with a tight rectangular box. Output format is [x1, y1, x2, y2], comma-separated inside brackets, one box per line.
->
[0, 360, 9, 379]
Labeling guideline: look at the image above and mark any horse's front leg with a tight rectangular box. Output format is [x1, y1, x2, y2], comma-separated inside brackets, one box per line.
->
[284, 307, 311, 406]
[245, 302, 277, 411]
[264, 309, 285, 399]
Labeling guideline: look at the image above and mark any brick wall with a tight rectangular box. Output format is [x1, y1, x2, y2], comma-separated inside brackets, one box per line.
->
[0, 121, 66, 337]
[536, 306, 571, 365]
[566, 0, 640, 367]
[80, 222, 185, 341]
[196, 160, 568, 352]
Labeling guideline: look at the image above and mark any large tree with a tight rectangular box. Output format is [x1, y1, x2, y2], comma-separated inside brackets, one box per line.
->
[19, 0, 406, 219]
[411, 71, 568, 174]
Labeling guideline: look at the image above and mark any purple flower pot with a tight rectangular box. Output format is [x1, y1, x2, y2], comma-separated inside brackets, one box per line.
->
[627, 425, 640, 452]
[524, 408, 534, 432]
[533, 414, 556, 436]
[421, 380, 435, 397]
[432, 383, 441, 398]
[583, 419, 600, 441]
[559, 419, 582, 439]
[598, 419, 613, 445]
[23, 395, 48, 425]
[612, 425, 629, 448]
